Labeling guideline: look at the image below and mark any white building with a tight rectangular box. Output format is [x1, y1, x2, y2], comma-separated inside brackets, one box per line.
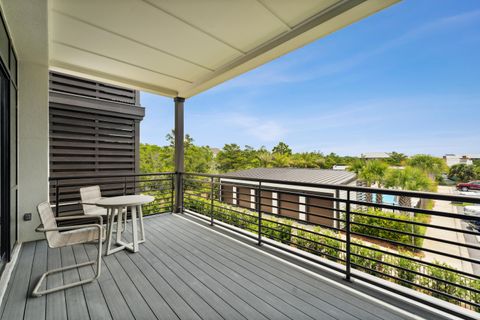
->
[443, 154, 480, 167]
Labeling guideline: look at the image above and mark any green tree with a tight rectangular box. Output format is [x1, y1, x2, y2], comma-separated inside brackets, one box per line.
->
[139, 143, 173, 173]
[385, 167, 432, 207]
[216, 144, 249, 172]
[448, 164, 477, 182]
[357, 160, 389, 203]
[272, 142, 292, 155]
[407, 154, 447, 180]
[348, 159, 366, 175]
[387, 152, 408, 166]
[272, 153, 291, 167]
[256, 147, 273, 167]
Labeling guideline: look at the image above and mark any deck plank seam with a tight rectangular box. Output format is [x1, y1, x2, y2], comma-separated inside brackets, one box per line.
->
[129, 233, 236, 320]
[159, 216, 397, 320]
[149, 218, 347, 320]
[172, 214, 411, 319]
[127, 226, 282, 320]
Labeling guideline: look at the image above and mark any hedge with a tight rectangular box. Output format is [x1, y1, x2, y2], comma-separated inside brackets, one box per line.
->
[184, 194, 479, 312]
[184, 195, 292, 244]
[351, 209, 427, 249]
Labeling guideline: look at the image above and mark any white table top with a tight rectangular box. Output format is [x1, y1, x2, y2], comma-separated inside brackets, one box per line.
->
[96, 195, 155, 208]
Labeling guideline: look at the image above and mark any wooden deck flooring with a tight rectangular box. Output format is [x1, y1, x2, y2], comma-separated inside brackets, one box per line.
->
[0, 213, 444, 320]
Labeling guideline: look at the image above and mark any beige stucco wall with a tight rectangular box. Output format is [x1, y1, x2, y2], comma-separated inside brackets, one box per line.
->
[17, 62, 49, 241]
[1, 0, 49, 242]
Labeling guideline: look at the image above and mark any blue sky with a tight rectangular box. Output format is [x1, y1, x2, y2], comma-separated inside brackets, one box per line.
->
[140, 0, 480, 156]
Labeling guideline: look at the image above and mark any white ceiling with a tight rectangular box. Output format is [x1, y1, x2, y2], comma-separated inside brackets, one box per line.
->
[49, 0, 399, 98]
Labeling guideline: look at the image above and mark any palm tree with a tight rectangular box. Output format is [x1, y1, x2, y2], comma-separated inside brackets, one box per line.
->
[356, 160, 389, 203]
[385, 167, 432, 208]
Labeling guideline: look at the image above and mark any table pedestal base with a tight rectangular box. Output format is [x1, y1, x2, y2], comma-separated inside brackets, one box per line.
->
[105, 205, 145, 255]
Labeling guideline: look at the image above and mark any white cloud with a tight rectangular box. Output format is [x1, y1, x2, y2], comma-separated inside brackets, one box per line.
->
[228, 114, 287, 142]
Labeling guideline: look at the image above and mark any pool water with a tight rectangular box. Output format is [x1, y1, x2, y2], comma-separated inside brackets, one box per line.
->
[373, 194, 397, 205]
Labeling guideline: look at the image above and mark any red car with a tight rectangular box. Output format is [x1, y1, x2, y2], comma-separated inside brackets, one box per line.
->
[457, 181, 480, 191]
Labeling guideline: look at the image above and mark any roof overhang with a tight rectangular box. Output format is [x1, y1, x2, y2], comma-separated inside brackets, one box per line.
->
[49, 0, 399, 98]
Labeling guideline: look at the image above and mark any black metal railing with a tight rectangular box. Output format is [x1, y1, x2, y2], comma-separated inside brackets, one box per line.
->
[49, 172, 175, 218]
[48, 171, 480, 317]
[182, 172, 480, 317]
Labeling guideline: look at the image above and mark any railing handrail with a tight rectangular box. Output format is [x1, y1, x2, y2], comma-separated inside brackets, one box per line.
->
[49, 172, 175, 181]
[184, 172, 480, 204]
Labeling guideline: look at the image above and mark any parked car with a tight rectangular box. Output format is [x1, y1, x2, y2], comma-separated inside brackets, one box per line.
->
[464, 205, 480, 231]
[456, 180, 480, 191]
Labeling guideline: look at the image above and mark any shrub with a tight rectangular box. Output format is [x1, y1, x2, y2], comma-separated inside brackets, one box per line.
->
[261, 219, 292, 244]
[351, 241, 386, 276]
[186, 194, 479, 312]
[295, 227, 342, 261]
[351, 209, 427, 249]
[395, 250, 419, 288]
[419, 261, 466, 304]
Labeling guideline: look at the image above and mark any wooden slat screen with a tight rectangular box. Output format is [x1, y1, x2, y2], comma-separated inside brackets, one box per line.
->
[50, 106, 138, 176]
[49, 71, 144, 216]
[50, 71, 137, 105]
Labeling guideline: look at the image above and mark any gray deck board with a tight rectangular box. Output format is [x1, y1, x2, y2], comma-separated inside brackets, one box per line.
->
[134, 224, 290, 320]
[0, 213, 447, 320]
[24, 241, 47, 320]
[61, 246, 90, 320]
[156, 216, 397, 320]
[143, 220, 322, 320]
[150, 218, 357, 320]
[1, 242, 35, 320]
[71, 244, 112, 320]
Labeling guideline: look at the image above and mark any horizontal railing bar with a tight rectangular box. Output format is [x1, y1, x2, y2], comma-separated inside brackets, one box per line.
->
[50, 172, 175, 181]
[351, 240, 480, 280]
[351, 210, 480, 237]
[185, 173, 480, 204]
[350, 220, 480, 251]
[350, 199, 480, 221]
[351, 231, 480, 265]
[351, 263, 479, 308]
[349, 252, 480, 294]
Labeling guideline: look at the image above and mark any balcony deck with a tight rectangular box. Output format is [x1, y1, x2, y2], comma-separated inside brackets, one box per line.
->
[1, 213, 447, 320]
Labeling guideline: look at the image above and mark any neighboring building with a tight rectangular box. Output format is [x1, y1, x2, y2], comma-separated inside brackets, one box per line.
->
[219, 168, 356, 228]
[210, 147, 221, 157]
[361, 152, 391, 160]
[49, 71, 145, 215]
[443, 154, 480, 167]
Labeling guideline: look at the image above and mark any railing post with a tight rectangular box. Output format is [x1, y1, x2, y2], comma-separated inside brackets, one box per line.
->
[345, 190, 352, 281]
[257, 182, 262, 246]
[55, 180, 60, 217]
[170, 174, 175, 213]
[174, 172, 184, 213]
[210, 177, 214, 226]
[123, 176, 127, 195]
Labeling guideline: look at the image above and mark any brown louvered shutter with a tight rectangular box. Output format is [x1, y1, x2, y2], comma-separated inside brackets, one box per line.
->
[49, 72, 145, 216]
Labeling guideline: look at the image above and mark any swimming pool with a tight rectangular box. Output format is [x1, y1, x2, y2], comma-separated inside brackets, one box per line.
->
[373, 193, 397, 205]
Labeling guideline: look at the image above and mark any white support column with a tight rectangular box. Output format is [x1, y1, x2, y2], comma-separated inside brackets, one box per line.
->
[232, 186, 237, 205]
[299, 196, 306, 221]
[272, 192, 278, 214]
[250, 189, 256, 210]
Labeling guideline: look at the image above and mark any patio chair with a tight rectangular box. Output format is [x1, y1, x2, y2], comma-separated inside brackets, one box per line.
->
[32, 201, 103, 297]
[80, 185, 127, 232]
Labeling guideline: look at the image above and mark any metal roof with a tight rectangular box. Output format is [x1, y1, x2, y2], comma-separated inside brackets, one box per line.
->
[47, 0, 399, 98]
[223, 168, 356, 185]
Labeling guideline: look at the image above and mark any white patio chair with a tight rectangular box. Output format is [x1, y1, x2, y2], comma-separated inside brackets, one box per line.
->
[80, 185, 127, 232]
[33, 201, 103, 297]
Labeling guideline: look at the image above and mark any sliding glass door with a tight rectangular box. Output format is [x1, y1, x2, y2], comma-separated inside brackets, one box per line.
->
[0, 9, 17, 270]
[0, 66, 9, 265]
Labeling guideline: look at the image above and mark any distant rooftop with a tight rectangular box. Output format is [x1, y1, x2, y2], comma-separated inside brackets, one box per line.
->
[361, 152, 391, 159]
[223, 168, 356, 185]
